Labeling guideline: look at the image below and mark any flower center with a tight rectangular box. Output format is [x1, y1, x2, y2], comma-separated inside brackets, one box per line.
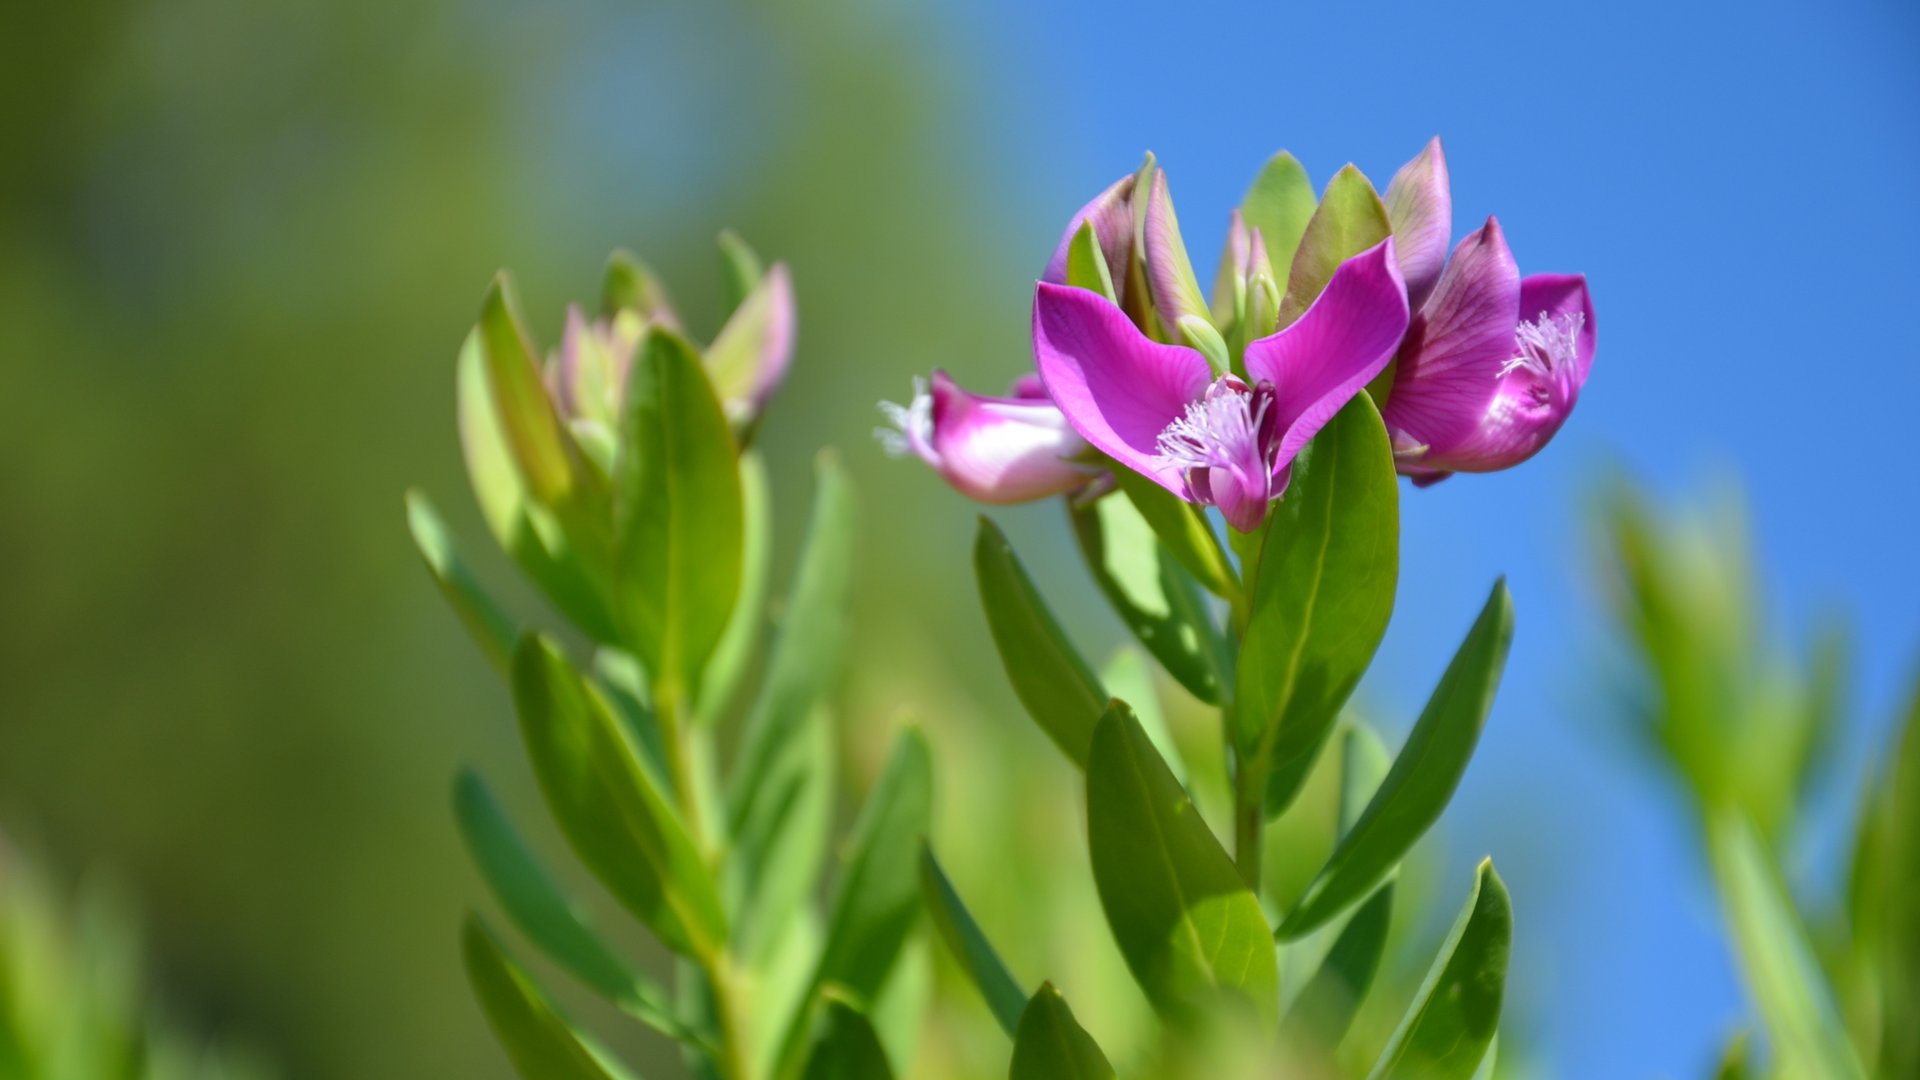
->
[1154, 376, 1278, 477]
[1501, 310, 1584, 381]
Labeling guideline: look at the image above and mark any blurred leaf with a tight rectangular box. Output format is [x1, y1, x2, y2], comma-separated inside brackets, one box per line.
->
[1238, 152, 1318, 294]
[716, 230, 766, 309]
[406, 490, 517, 675]
[1711, 1032, 1751, 1080]
[614, 329, 744, 703]
[799, 998, 894, 1080]
[727, 453, 855, 958]
[1071, 493, 1226, 705]
[602, 250, 677, 323]
[461, 917, 627, 1080]
[1471, 1037, 1499, 1080]
[452, 769, 697, 1046]
[707, 264, 791, 413]
[699, 450, 772, 727]
[1871, 666, 1920, 1078]
[1339, 721, 1393, 838]
[1237, 394, 1398, 815]
[1280, 580, 1511, 940]
[513, 635, 726, 960]
[869, 938, 930, 1071]
[1065, 220, 1119, 302]
[1101, 648, 1187, 787]
[1009, 984, 1116, 1079]
[1112, 470, 1236, 599]
[918, 844, 1026, 1038]
[1278, 165, 1390, 328]
[479, 274, 603, 511]
[1708, 813, 1866, 1080]
[1283, 879, 1393, 1050]
[974, 517, 1106, 767]
[1086, 702, 1277, 1023]
[1365, 860, 1511, 1080]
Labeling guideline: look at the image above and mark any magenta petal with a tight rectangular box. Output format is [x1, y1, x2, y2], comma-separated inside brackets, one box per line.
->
[1008, 372, 1050, 400]
[1518, 273, 1596, 384]
[1032, 281, 1212, 495]
[1381, 218, 1522, 462]
[1383, 137, 1451, 310]
[1042, 174, 1137, 295]
[922, 370, 1093, 503]
[1243, 237, 1410, 488]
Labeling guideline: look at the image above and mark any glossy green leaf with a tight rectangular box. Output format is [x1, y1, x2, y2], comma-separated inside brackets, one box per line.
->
[1064, 220, 1118, 303]
[1278, 165, 1391, 328]
[727, 454, 855, 958]
[462, 917, 626, 1080]
[453, 769, 697, 1044]
[698, 450, 771, 727]
[1366, 860, 1512, 1080]
[1086, 702, 1278, 1022]
[1009, 984, 1116, 1080]
[512, 635, 727, 960]
[1282, 879, 1393, 1049]
[974, 517, 1106, 767]
[717, 229, 765, 310]
[602, 249, 676, 322]
[1238, 152, 1318, 292]
[1708, 813, 1866, 1080]
[1280, 580, 1512, 940]
[799, 998, 895, 1080]
[1112, 469, 1235, 599]
[613, 329, 744, 702]
[919, 844, 1026, 1038]
[1235, 393, 1398, 814]
[1071, 493, 1226, 705]
[406, 490, 517, 674]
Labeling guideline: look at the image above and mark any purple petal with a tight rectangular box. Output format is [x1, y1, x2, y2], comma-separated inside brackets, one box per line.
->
[1032, 281, 1212, 495]
[919, 371, 1094, 503]
[1142, 167, 1214, 337]
[1243, 237, 1410, 490]
[1381, 218, 1521, 464]
[1518, 273, 1596, 383]
[705, 262, 796, 418]
[1383, 137, 1451, 310]
[1043, 173, 1137, 299]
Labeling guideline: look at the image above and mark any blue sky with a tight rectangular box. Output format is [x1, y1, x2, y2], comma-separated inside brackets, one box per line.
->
[949, 0, 1920, 1074]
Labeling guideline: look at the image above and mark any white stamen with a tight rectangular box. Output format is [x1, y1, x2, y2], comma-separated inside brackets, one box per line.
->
[1155, 385, 1271, 472]
[874, 377, 931, 457]
[1501, 311, 1585, 380]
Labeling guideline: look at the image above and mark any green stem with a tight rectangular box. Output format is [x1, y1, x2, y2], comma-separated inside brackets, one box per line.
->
[1233, 754, 1264, 890]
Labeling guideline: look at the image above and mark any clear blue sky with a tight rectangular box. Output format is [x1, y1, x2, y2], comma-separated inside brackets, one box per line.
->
[947, 0, 1920, 1075]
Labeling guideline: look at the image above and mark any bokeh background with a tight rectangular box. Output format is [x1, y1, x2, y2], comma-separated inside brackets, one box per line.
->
[3, 0, 1917, 1076]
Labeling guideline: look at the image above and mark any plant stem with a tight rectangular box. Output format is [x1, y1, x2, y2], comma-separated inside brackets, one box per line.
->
[1233, 758, 1264, 890]
[654, 683, 711, 853]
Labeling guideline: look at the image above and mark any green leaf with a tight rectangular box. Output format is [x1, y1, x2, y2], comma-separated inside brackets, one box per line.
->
[602, 249, 676, 321]
[1086, 702, 1278, 1022]
[1279, 580, 1512, 940]
[727, 453, 856, 958]
[799, 998, 895, 1080]
[1278, 165, 1391, 328]
[1238, 152, 1318, 292]
[1064, 220, 1119, 303]
[716, 229, 766, 311]
[1339, 721, 1393, 838]
[512, 635, 727, 960]
[1112, 470, 1236, 599]
[479, 274, 602, 510]
[1870, 668, 1920, 1078]
[698, 450, 772, 727]
[1101, 648, 1186, 787]
[453, 769, 697, 1045]
[1711, 1032, 1752, 1080]
[407, 490, 517, 674]
[974, 517, 1106, 767]
[1070, 493, 1226, 705]
[462, 917, 627, 1080]
[1365, 860, 1512, 1080]
[614, 329, 744, 702]
[1234, 393, 1398, 814]
[1708, 813, 1866, 1080]
[706, 263, 790, 417]
[918, 844, 1026, 1038]
[1282, 879, 1394, 1050]
[1009, 984, 1116, 1080]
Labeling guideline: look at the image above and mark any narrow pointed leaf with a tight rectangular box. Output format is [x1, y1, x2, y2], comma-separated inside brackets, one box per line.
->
[462, 918, 628, 1080]
[479, 275, 596, 508]
[1071, 494, 1226, 705]
[407, 490, 517, 674]
[975, 517, 1106, 766]
[602, 249, 676, 323]
[1009, 984, 1116, 1080]
[513, 635, 727, 960]
[614, 329, 744, 702]
[1086, 703, 1278, 1022]
[698, 450, 772, 726]
[1239, 152, 1318, 289]
[1279, 165, 1391, 328]
[1365, 860, 1511, 1080]
[717, 229, 765, 310]
[919, 845, 1026, 1038]
[1236, 393, 1398, 813]
[1282, 879, 1394, 1049]
[1280, 580, 1511, 939]
[453, 770, 696, 1044]
[799, 999, 895, 1080]
[1101, 648, 1186, 787]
